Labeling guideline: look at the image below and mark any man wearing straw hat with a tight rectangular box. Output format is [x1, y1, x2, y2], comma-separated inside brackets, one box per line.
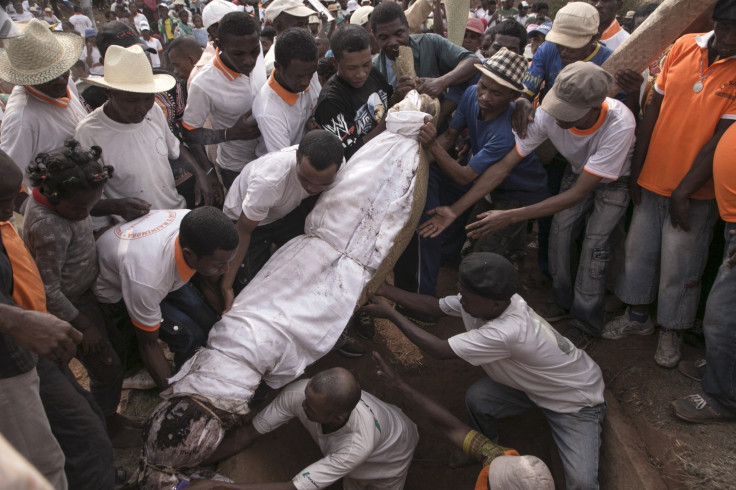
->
[604, 0, 736, 370]
[76, 45, 216, 226]
[0, 19, 87, 192]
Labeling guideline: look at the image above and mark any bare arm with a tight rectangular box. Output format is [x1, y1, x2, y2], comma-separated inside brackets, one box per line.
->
[187, 480, 297, 490]
[134, 328, 172, 391]
[373, 282, 445, 318]
[466, 171, 602, 239]
[669, 118, 736, 230]
[220, 213, 259, 312]
[183, 110, 260, 147]
[360, 295, 457, 360]
[420, 123, 478, 186]
[629, 90, 663, 204]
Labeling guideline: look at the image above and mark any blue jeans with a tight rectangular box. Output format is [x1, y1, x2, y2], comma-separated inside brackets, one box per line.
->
[701, 222, 736, 413]
[548, 167, 629, 334]
[615, 189, 718, 330]
[465, 377, 605, 490]
[160, 283, 219, 368]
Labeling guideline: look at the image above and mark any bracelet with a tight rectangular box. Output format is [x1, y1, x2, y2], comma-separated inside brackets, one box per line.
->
[224, 128, 228, 141]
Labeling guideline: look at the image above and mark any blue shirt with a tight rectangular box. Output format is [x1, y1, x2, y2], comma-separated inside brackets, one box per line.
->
[523, 41, 613, 99]
[451, 86, 548, 204]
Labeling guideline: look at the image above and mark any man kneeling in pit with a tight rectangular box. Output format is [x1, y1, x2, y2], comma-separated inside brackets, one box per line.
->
[173, 368, 419, 490]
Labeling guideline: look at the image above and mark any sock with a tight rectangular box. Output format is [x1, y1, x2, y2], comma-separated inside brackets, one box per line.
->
[628, 308, 649, 323]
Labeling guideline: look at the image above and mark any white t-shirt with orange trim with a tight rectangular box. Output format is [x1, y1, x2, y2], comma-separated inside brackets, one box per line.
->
[183, 50, 260, 172]
[252, 379, 418, 490]
[713, 122, 736, 223]
[94, 210, 195, 331]
[600, 19, 629, 52]
[75, 103, 186, 223]
[0, 84, 87, 188]
[514, 98, 635, 182]
[253, 72, 321, 157]
[638, 31, 736, 200]
[222, 145, 310, 225]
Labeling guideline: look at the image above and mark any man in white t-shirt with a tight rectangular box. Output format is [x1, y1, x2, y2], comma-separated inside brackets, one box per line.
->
[95, 208, 238, 391]
[362, 252, 606, 490]
[253, 27, 321, 156]
[76, 45, 217, 227]
[262, 0, 314, 76]
[592, 0, 629, 52]
[422, 62, 636, 345]
[69, 5, 94, 36]
[219, 130, 343, 311]
[183, 12, 264, 189]
[188, 368, 419, 490]
[0, 20, 87, 191]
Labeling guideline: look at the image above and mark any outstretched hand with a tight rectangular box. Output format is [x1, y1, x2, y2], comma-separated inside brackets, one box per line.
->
[372, 351, 405, 390]
[465, 210, 513, 239]
[418, 206, 457, 238]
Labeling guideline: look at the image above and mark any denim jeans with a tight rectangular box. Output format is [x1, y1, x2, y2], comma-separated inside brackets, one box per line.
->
[160, 283, 219, 369]
[548, 167, 629, 335]
[615, 189, 718, 330]
[37, 357, 115, 490]
[701, 222, 736, 413]
[465, 377, 606, 490]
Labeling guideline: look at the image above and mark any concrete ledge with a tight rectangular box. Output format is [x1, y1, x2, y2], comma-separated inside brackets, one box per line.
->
[600, 389, 668, 489]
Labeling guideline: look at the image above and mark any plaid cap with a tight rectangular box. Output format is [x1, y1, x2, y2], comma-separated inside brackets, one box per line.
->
[475, 47, 527, 92]
[459, 253, 520, 301]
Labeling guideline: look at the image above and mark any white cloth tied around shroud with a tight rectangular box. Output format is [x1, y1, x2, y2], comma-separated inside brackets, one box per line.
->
[165, 105, 431, 415]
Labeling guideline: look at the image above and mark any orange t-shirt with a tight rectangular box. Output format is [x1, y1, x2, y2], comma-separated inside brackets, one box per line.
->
[713, 122, 736, 222]
[637, 32, 736, 200]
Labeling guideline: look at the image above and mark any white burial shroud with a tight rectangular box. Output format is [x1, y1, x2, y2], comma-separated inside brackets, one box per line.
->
[166, 106, 431, 415]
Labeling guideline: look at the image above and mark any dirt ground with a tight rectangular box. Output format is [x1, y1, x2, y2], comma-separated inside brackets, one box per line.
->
[86, 231, 736, 489]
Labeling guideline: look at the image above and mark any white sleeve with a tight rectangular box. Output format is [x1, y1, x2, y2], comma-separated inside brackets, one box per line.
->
[582, 117, 635, 180]
[292, 438, 373, 490]
[513, 110, 551, 157]
[182, 79, 212, 130]
[252, 385, 302, 435]
[121, 275, 166, 330]
[0, 106, 36, 181]
[447, 319, 514, 366]
[438, 294, 463, 318]
[256, 111, 295, 154]
[240, 176, 280, 222]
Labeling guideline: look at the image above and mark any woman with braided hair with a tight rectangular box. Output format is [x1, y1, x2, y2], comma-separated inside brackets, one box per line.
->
[22, 139, 143, 449]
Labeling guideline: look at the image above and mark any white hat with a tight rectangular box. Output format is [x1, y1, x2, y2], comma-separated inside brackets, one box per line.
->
[172, 0, 187, 6]
[140, 20, 151, 31]
[86, 45, 176, 93]
[0, 19, 82, 85]
[202, 0, 237, 29]
[347, 0, 358, 12]
[545, 2, 599, 49]
[488, 456, 555, 490]
[350, 5, 373, 26]
[520, 1, 529, 7]
[265, 0, 315, 23]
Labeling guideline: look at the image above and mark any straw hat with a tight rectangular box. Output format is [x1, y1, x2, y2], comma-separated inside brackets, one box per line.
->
[475, 47, 527, 92]
[0, 19, 82, 86]
[86, 45, 176, 93]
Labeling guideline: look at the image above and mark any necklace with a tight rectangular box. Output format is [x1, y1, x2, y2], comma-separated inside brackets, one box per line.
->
[694, 54, 721, 93]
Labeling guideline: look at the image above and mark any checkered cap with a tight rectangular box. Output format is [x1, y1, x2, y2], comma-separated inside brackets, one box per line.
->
[475, 47, 527, 92]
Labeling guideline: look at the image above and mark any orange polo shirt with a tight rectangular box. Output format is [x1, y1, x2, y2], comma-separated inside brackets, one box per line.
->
[637, 32, 736, 200]
[713, 122, 736, 222]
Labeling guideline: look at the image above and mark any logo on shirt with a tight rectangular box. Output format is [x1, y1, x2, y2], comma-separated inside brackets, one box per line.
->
[301, 472, 319, 488]
[115, 211, 177, 240]
[714, 80, 736, 100]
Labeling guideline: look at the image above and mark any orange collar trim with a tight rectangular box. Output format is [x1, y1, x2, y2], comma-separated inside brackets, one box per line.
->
[25, 86, 71, 109]
[214, 49, 241, 81]
[268, 70, 301, 106]
[570, 101, 609, 136]
[601, 19, 622, 40]
[174, 235, 196, 282]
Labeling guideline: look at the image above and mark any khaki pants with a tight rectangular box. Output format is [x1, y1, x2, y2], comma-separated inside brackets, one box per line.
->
[0, 369, 67, 490]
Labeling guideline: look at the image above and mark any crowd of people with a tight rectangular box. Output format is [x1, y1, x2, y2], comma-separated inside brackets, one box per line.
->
[0, 0, 735, 488]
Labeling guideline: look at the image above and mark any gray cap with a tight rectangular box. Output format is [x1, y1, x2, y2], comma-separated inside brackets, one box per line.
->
[458, 253, 519, 301]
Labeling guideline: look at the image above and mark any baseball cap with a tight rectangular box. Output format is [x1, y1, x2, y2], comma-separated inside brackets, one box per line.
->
[466, 18, 484, 35]
[265, 0, 315, 23]
[97, 21, 157, 57]
[527, 21, 552, 37]
[519, 1, 529, 7]
[541, 61, 612, 122]
[545, 2, 599, 49]
[202, 0, 237, 29]
[459, 253, 520, 301]
[350, 5, 373, 26]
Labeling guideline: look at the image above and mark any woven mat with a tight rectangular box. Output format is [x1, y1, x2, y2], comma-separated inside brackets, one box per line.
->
[602, 0, 718, 95]
[446, 0, 471, 47]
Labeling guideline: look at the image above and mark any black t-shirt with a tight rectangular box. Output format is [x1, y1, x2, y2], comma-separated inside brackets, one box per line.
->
[314, 68, 392, 160]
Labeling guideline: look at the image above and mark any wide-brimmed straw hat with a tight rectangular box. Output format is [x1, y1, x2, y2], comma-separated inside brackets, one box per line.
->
[86, 45, 176, 93]
[0, 18, 82, 85]
[475, 47, 527, 92]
